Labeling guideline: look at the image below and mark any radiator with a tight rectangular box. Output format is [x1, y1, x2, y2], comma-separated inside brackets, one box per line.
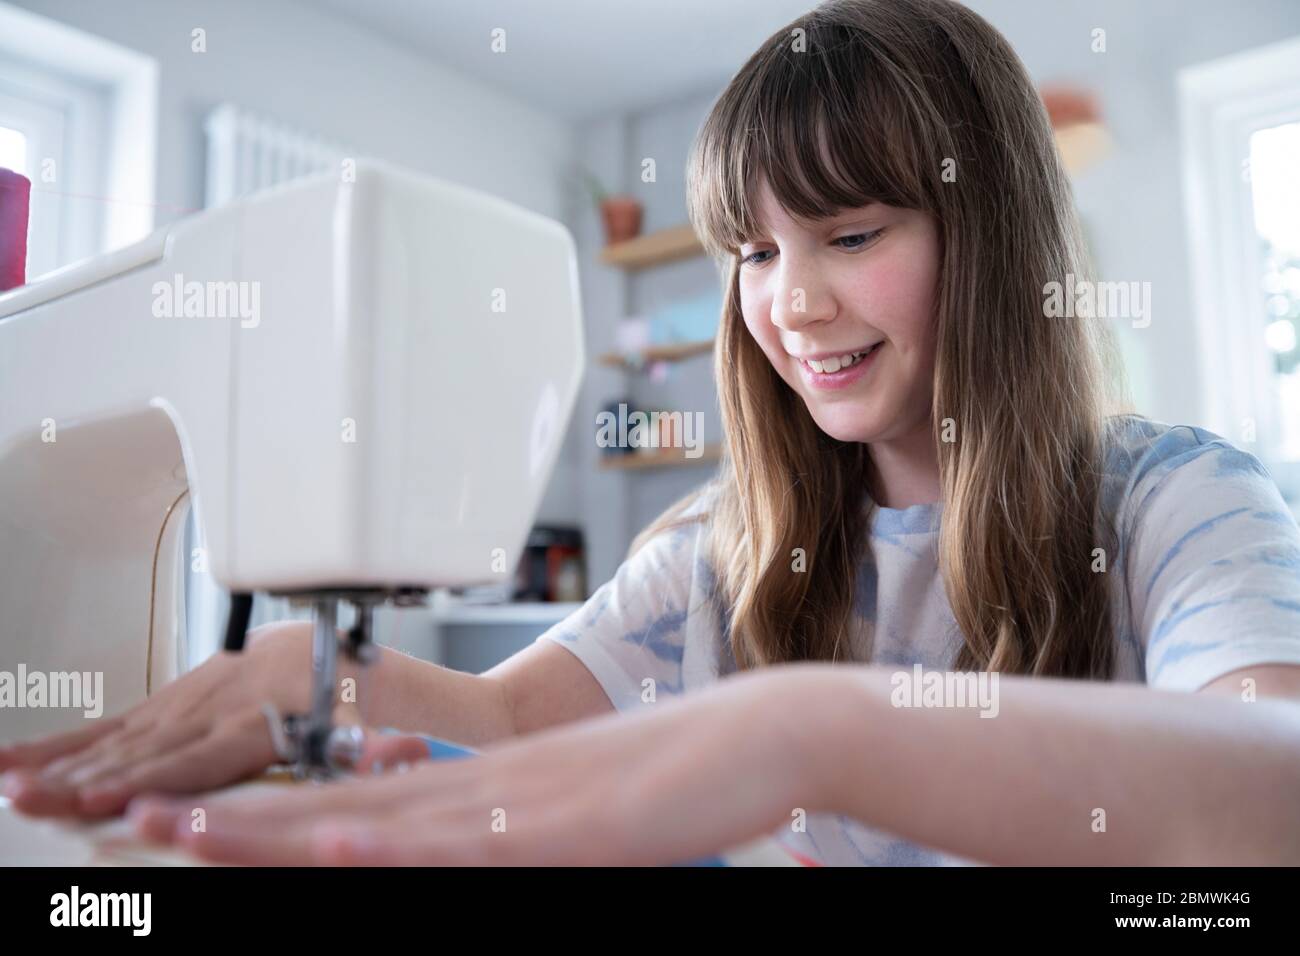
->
[203, 103, 348, 208]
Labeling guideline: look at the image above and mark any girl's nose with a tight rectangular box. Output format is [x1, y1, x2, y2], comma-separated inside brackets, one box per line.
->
[770, 266, 837, 331]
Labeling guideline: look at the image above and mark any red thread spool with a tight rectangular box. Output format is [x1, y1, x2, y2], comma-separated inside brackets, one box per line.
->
[0, 168, 31, 291]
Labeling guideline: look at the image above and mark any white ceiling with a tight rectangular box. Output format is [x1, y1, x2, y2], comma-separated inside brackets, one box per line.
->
[306, 0, 815, 123]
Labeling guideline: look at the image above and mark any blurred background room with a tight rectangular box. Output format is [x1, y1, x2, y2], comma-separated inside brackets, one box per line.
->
[1, 0, 1298, 673]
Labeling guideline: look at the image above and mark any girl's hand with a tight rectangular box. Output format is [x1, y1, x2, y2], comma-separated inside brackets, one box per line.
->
[130, 668, 838, 866]
[0, 623, 387, 818]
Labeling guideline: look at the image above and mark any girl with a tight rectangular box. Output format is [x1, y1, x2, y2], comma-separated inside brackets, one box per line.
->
[4, 0, 1300, 866]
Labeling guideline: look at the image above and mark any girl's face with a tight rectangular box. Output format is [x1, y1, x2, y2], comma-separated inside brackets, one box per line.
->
[737, 179, 941, 445]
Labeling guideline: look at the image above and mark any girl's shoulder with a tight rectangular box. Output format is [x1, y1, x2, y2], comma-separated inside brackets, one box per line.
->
[1101, 415, 1300, 690]
[535, 483, 723, 709]
[1099, 414, 1281, 527]
[1102, 413, 1269, 475]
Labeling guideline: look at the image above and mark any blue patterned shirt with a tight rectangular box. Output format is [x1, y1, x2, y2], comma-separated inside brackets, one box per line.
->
[538, 416, 1300, 865]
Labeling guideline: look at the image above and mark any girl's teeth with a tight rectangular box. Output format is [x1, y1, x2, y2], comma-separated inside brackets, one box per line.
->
[806, 349, 869, 374]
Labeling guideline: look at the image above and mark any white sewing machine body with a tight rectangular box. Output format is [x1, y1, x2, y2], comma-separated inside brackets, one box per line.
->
[0, 161, 584, 745]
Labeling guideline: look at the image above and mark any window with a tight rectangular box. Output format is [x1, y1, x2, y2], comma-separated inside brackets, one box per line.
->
[0, 125, 26, 173]
[0, 3, 157, 281]
[1249, 121, 1300, 463]
[0, 54, 107, 279]
[1180, 36, 1300, 508]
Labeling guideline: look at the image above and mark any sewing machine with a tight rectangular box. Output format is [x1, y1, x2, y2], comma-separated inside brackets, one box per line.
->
[0, 162, 824, 869]
[0, 160, 585, 774]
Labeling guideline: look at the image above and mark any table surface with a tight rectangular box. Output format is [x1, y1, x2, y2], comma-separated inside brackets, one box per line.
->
[0, 783, 306, 866]
[0, 794, 809, 867]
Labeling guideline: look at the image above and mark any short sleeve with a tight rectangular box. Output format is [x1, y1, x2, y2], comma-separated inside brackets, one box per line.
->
[535, 513, 705, 711]
[1122, 430, 1300, 691]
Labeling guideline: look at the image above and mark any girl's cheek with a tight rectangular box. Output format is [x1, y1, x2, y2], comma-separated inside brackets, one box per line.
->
[742, 310, 797, 384]
[740, 293, 777, 348]
[856, 249, 938, 343]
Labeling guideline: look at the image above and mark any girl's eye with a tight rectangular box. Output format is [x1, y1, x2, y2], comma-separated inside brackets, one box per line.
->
[740, 229, 883, 267]
[834, 229, 882, 250]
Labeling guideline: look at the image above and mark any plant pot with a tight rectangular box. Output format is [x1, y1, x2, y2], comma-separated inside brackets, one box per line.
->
[600, 195, 643, 245]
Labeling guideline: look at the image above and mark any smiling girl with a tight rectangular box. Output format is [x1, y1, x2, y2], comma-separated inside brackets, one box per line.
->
[4, 0, 1300, 866]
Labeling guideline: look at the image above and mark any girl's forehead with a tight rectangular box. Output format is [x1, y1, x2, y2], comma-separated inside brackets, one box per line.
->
[750, 178, 882, 234]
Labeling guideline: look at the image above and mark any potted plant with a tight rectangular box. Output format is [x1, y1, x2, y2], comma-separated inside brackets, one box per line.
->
[577, 166, 643, 246]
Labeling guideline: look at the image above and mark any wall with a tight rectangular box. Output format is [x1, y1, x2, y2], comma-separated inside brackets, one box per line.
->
[570, 91, 727, 587]
[966, 0, 1300, 426]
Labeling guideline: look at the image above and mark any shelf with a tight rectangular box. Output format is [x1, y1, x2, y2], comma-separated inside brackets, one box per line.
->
[600, 224, 704, 270]
[597, 339, 714, 369]
[599, 443, 722, 471]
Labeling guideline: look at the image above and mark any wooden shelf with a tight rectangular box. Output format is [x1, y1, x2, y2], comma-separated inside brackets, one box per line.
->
[600, 224, 704, 270]
[599, 444, 722, 471]
[597, 339, 714, 369]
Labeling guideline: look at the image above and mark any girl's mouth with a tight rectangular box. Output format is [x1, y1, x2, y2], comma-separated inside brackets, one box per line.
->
[797, 342, 882, 390]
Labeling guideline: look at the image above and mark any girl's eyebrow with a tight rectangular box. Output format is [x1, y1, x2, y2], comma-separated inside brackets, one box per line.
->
[822, 202, 882, 222]
[742, 205, 884, 243]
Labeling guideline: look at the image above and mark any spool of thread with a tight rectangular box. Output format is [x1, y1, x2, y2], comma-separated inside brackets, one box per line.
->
[0, 168, 31, 292]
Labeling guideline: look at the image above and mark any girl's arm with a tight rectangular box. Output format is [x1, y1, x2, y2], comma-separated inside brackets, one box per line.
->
[131, 660, 1300, 866]
[812, 663, 1300, 866]
[308, 627, 615, 745]
[0, 624, 612, 817]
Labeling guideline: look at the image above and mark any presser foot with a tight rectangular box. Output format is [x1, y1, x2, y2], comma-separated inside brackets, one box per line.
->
[228, 588, 427, 780]
[271, 715, 365, 782]
[266, 594, 387, 780]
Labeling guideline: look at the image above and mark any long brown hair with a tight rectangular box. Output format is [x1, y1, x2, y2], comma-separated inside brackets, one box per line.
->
[635, 0, 1125, 678]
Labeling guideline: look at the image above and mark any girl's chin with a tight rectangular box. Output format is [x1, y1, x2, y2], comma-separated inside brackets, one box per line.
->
[808, 410, 891, 445]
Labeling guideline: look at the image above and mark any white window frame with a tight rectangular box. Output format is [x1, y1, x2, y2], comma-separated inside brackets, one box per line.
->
[0, 57, 107, 278]
[1180, 35, 1300, 506]
[0, 3, 157, 277]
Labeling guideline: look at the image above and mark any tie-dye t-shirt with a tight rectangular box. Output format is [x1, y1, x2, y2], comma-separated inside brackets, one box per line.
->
[536, 416, 1300, 865]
